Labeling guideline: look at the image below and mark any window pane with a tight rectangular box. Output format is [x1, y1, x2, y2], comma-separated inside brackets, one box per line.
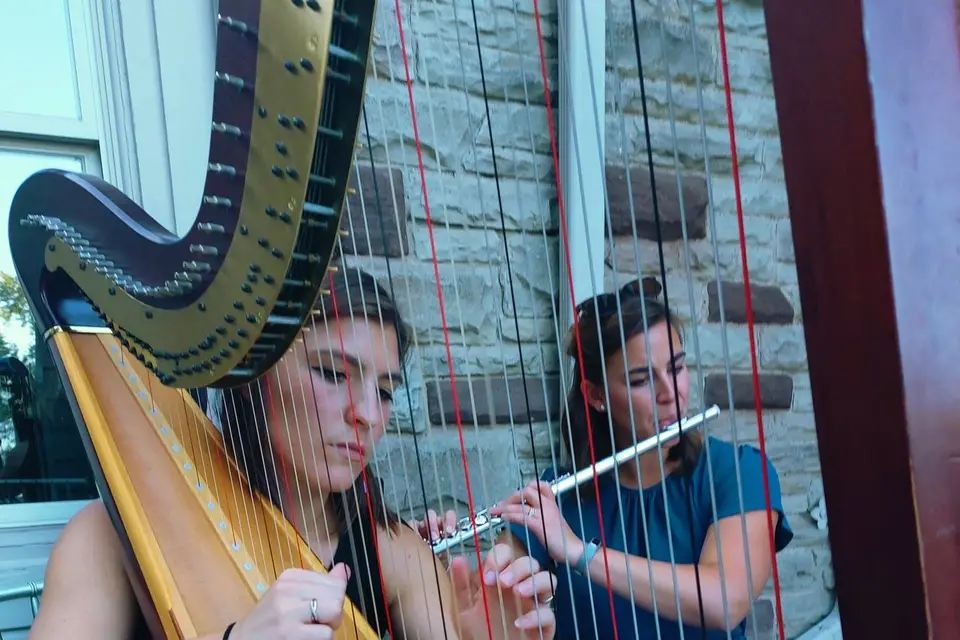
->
[0, 0, 82, 120]
[0, 145, 97, 505]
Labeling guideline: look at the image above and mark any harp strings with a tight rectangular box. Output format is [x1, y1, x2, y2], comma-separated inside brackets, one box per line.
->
[710, 1, 788, 635]
[346, 122, 456, 637]
[619, 0, 712, 633]
[183, 1, 796, 639]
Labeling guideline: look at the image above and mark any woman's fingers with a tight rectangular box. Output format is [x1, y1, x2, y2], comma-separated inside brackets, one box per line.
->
[482, 549, 541, 588]
[514, 606, 556, 634]
[512, 568, 557, 601]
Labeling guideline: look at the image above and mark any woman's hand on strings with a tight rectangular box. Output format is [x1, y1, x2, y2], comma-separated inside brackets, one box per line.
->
[451, 543, 557, 640]
[490, 481, 585, 567]
[229, 565, 351, 640]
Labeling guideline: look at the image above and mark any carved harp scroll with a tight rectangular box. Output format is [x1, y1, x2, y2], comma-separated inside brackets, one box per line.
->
[8, 0, 381, 638]
[766, 0, 960, 637]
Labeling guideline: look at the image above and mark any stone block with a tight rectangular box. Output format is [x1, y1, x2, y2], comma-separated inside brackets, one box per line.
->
[707, 281, 795, 324]
[710, 176, 791, 219]
[607, 112, 767, 176]
[425, 374, 562, 427]
[606, 2, 717, 82]
[500, 232, 560, 319]
[605, 164, 708, 241]
[411, 3, 558, 104]
[759, 326, 808, 371]
[711, 213, 777, 247]
[777, 219, 796, 262]
[418, 341, 561, 380]
[406, 169, 557, 232]
[412, 225, 502, 264]
[340, 165, 408, 258]
[719, 35, 775, 96]
[386, 349, 429, 435]
[603, 267, 699, 324]
[345, 257, 503, 347]
[745, 598, 775, 640]
[704, 373, 794, 410]
[362, 80, 484, 173]
[610, 75, 779, 136]
[778, 584, 837, 639]
[462, 145, 555, 182]
[374, 426, 523, 522]
[606, 236, 681, 276]
[686, 242, 778, 284]
[687, 324, 755, 370]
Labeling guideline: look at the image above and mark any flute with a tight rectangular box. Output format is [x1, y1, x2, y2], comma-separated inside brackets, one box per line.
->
[429, 404, 721, 554]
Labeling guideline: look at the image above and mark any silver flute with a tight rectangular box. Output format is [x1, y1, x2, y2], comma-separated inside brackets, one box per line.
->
[429, 404, 721, 554]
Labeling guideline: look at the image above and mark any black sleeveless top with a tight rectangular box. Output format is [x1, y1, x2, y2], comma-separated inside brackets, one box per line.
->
[332, 512, 390, 636]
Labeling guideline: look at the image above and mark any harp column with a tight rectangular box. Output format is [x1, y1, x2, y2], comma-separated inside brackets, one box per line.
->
[557, 0, 607, 410]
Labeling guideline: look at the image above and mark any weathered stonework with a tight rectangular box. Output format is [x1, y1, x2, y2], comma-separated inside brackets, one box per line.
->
[348, 1, 833, 638]
[708, 280, 795, 324]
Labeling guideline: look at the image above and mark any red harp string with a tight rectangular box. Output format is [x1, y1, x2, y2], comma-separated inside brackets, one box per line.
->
[390, 1, 499, 638]
[713, 1, 787, 637]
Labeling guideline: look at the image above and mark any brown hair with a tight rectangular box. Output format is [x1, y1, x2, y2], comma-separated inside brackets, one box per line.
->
[216, 264, 407, 535]
[561, 281, 703, 484]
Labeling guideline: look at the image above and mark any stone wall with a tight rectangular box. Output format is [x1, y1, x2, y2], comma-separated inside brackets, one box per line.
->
[603, 1, 833, 637]
[345, 0, 834, 638]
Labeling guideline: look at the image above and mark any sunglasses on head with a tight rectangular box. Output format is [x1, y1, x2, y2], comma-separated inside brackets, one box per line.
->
[575, 277, 663, 320]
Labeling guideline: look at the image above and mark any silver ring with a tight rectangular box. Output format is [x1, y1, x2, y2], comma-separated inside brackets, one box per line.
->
[309, 598, 320, 624]
[528, 507, 537, 518]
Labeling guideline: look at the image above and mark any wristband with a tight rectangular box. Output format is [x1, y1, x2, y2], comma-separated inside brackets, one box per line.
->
[573, 538, 601, 575]
[223, 622, 236, 639]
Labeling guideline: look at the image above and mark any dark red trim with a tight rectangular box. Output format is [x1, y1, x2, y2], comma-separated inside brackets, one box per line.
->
[765, 0, 960, 637]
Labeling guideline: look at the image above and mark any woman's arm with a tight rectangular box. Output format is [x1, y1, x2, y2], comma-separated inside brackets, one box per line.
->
[28, 501, 142, 640]
[581, 511, 773, 631]
[379, 524, 464, 640]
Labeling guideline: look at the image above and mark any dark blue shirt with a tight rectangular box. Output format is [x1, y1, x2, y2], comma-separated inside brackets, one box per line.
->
[507, 436, 793, 640]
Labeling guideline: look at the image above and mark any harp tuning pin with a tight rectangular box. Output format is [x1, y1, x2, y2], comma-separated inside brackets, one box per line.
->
[327, 265, 339, 273]
[338, 229, 349, 237]
[208, 163, 237, 177]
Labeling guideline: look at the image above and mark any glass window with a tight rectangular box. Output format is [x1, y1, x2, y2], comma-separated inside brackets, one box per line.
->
[0, 0, 82, 121]
[0, 141, 99, 505]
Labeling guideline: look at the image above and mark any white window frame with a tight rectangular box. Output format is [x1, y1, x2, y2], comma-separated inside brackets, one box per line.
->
[0, 0, 216, 527]
[0, 0, 219, 529]
[0, 0, 115, 527]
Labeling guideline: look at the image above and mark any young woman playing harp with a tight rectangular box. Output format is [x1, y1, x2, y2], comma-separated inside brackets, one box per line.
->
[420, 279, 794, 639]
[28, 266, 557, 640]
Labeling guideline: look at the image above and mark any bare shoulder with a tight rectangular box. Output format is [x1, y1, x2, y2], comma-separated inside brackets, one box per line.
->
[374, 521, 461, 638]
[28, 500, 140, 640]
[375, 521, 448, 594]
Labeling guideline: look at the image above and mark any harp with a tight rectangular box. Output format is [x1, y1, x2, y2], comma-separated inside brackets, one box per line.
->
[9, 1, 384, 638]
[5, 1, 959, 640]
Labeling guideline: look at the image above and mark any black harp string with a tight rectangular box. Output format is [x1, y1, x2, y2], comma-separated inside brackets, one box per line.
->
[650, 0, 742, 634]
[362, 5, 481, 635]
[499, 2, 599, 633]
[358, 103, 454, 639]
[464, 0, 557, 587]
[627, 0, 709, 635]
[563, 0, 664, 636]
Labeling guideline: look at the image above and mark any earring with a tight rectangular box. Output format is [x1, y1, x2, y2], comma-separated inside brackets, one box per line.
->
[598, 404, 606, 412]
